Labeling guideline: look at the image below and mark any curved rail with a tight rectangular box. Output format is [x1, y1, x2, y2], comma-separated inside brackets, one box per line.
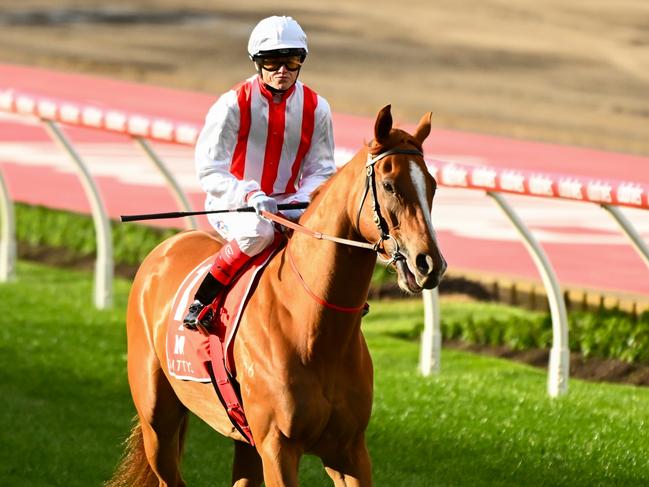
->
[601, 204, 649, 268]
[44, 120, 113, 308]
[416, 162, 649, 396]
[428, 161, 649, 210]
[487, 191, 569, 397]
[134, 137, 197, 230]
[0, 89, 198, 305]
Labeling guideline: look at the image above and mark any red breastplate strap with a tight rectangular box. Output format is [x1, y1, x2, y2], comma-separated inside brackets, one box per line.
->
[207, 334, 255, 445]
[286, 244, 366, 313]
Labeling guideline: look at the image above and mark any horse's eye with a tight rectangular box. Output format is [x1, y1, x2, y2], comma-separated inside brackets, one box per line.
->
[382, 181, 395, 194]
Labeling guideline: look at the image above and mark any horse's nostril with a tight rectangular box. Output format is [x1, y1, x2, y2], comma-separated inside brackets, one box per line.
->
[415, 253, 433, 275]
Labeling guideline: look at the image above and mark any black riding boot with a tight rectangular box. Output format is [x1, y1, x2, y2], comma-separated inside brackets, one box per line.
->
[183, 273, 225, 329]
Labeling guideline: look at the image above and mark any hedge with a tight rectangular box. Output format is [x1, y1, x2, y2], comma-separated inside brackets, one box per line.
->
[15, 203, 179, 265]
[440, 307, 649, 363]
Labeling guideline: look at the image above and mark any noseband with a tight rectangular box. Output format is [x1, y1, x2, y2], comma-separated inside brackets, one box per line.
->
[356, 147, 424, 263]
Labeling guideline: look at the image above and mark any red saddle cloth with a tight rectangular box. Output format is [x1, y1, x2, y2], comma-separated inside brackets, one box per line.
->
[166, 237, 284, 444]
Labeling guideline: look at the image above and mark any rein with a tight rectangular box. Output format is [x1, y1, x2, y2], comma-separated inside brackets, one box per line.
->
[263, 146, 424, 257]
[263, 146, 424, 312]
[286, 245, 367, 313]
[261, 211, 376, 251]
[260, 212, 368, 313]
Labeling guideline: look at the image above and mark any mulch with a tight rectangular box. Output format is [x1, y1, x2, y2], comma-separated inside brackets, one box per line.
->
[445, 340, 649, 387]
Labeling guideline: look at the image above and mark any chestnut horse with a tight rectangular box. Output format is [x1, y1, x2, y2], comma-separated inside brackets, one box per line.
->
[108, 105, 446, 487]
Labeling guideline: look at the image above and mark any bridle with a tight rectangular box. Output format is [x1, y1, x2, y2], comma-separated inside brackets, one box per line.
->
[262, 145, 426, 314]
[356, 146, 424, 264]
[263, 145, 425, 261]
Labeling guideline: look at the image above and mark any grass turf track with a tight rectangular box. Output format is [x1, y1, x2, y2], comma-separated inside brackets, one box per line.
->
[1, 262, 648, 486]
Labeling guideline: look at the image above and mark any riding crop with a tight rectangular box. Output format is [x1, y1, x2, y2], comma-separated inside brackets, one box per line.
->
[119, 202, 309, 222]
[120, 203, 380, 252]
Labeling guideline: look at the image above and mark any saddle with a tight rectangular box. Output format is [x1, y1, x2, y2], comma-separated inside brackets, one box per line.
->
[166, 235, 285, 445]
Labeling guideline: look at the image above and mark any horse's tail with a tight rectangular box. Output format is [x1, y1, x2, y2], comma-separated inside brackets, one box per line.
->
[105, 416, 156, 487]
[105, 415, 189, 487]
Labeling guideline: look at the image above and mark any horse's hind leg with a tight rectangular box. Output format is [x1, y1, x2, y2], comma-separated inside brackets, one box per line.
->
[130, 352, 188, 486]
[232, 440, 264, 486]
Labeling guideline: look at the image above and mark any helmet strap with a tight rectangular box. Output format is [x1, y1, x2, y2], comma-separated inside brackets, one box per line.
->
[256, 67, 301, 95]
[262, 80, 286, 95]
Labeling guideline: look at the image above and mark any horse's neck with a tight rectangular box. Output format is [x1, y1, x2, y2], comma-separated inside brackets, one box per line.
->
[281, 161, 376, 358]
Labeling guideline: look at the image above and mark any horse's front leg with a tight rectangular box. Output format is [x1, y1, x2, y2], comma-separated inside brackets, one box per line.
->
[232, 439, 263, 486]
[257, 429, 302, 487]
[323, 435, 372, 487]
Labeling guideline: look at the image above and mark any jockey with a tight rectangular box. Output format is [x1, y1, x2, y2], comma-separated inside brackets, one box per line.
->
[184, 15, 337, 328]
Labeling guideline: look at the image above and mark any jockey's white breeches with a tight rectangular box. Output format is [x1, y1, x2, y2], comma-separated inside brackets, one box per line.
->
[206, 194, 296, 256]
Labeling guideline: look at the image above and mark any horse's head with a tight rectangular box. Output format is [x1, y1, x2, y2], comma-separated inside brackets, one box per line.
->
[355, 105, 447, 293]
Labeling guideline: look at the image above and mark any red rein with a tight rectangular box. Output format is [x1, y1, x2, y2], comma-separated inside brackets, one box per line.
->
[262, 210, 368, 313]
[286, 245, 366, 313]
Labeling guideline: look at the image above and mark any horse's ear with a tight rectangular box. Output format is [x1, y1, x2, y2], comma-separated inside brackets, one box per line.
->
[374, 105, 393, 143]
[413, 112, 432, 144]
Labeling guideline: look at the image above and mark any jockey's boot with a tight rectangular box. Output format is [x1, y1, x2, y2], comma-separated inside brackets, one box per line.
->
[183, 240, 250, 330]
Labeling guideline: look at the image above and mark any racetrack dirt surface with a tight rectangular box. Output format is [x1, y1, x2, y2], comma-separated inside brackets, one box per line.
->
[1, 0, 649, 157]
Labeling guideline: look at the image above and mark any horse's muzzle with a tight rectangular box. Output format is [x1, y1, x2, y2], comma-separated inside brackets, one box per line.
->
[413, 252, 447, 290]
[396, 251, 447, 293]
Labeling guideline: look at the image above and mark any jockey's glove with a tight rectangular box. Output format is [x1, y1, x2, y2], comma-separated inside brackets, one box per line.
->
[248, 191, 278, 216]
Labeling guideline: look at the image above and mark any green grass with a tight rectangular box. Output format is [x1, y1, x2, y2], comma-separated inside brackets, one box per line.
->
[2, 263, 649, 486]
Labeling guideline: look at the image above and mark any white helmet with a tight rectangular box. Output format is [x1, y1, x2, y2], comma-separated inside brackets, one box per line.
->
[247, 16, 308, 60]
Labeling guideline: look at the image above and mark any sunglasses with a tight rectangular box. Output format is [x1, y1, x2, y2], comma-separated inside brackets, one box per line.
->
[259, 56, 303, 72]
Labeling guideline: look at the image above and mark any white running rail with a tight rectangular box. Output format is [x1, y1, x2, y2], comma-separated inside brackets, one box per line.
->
[420, 158, 649, 397]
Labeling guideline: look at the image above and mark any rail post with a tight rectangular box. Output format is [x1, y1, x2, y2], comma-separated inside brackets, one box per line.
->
[134, 137, 197, 230]
[419, 288, 441, 375]
[487, 191, 569, 397]
[601, 204, 649, 269]
[0, 167, 16, 281]
[43, 120, 113, 308]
